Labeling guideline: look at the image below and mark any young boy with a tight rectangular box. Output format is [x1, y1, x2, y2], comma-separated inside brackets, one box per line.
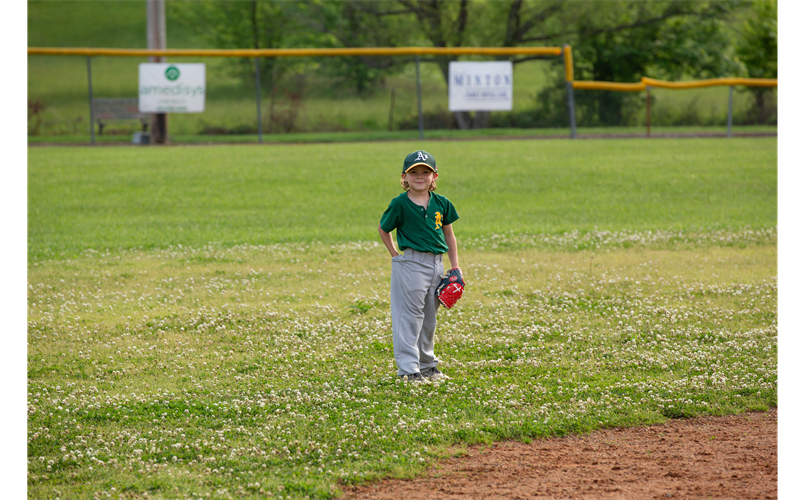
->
[378, 150, 462, 381]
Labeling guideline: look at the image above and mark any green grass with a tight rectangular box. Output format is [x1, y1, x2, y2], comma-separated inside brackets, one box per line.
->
[28, 0, 204, 49]
[26, 5, 779, 499]
[26, 125, 778, 146]
[28, 240, 777, 499]
[27, 132, 776, 499]
[27, 128, 573, 146]
[28, 138, 777, 261]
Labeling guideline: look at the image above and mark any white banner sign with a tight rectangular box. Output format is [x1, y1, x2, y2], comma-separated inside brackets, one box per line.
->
[138, 63, 205, 113]
[448, 61, 513, 112]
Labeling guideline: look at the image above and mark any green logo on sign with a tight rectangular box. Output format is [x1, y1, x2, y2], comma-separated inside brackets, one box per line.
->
[165, 66, 180, 81]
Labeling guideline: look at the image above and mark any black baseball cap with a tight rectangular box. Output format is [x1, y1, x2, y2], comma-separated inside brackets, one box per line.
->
[403, 150, 437, 173]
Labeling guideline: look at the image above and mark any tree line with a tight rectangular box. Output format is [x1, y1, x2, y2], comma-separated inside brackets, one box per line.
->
[170, 0, 777, 128]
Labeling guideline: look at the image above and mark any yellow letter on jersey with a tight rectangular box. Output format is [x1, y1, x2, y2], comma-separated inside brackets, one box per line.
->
[434, 212, 443, 230]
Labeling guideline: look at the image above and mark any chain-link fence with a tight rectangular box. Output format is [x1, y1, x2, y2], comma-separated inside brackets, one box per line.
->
[573, 85, 777, 136]
[27, 50, 777, 143]
[27, 53, 569, 142]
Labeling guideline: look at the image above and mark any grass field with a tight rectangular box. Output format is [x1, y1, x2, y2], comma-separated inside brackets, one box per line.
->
[25, 125, 779, 147]
[28, 138, 776, 261]
[27, 138, 777, 499]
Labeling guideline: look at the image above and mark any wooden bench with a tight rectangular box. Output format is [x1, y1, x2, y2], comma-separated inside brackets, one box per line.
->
[93, 98, 148, 135]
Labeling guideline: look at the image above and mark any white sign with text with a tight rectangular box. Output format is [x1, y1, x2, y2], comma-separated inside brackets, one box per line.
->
[138, 63, 206, 113]
[448, 61, 513, 112]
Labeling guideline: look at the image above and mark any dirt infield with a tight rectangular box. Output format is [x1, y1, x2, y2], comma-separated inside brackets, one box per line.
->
[342, 409, 776, 500]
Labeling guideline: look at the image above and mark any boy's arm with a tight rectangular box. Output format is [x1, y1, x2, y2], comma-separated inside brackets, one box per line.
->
[378, 225, 400, 257]
[443, 223, 461, 273]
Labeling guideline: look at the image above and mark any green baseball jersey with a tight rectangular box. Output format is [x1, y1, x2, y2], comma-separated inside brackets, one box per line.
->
[380, 192, 459, 254]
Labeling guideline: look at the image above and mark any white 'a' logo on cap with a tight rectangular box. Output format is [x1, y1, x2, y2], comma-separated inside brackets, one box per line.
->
[415, 151, 428, 161]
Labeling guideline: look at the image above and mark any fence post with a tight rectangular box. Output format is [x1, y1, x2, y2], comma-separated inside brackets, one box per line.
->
[87, 56, 95, 145]
[416, 55, 424, 140]
[646, 87, 651, 138]
[727, 85, 734, 138]
[254, 57, 263, 144]
[563, 45, 577, 139]
[388, 87, 396, 131]
[147, 0, 168, 144]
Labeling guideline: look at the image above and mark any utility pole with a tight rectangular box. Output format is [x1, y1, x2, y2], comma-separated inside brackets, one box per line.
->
[147, 0, 168, 144]
[87, 57, 95, 145]
[415, 56, 424, 140]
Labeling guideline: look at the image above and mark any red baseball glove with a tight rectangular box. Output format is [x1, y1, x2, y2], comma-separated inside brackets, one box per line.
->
[436, 268, 465, 309]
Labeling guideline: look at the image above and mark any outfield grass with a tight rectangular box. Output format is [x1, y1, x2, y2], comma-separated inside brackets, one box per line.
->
[29, 138, 777, 261]
[27, 240, 777, 499]
[27, 138, 777, 499]
[26, 125, 778, 146]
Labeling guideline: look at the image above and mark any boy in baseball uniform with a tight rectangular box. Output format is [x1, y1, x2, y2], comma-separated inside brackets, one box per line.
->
[378, 150, 462, 381]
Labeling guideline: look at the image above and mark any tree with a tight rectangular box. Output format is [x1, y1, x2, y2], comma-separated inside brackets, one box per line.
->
[390, 0, 476, 128]
[576, 1, 740, 125]
[384, 1, 742, 128]
[297, 1, 414, 94]
[736, 0, 777, 124]
[169, 0, 757, 129]
[499, 0, 740, 125]
[169, 0, 297, 92]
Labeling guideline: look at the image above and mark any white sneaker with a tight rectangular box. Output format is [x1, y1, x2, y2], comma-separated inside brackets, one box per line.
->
[421, 367, 449, 380]
[399, 372, 424, 382]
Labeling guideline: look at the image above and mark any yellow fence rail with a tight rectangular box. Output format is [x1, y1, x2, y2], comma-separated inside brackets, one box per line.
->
[571, 76, 777, 91]
[27, 46, 563, 58]
[641, 76, 777, 89]
[572, 81, 647, 92]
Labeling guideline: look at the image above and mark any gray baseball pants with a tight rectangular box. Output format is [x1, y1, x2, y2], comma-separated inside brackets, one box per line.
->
[390, 248, 444, 376]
